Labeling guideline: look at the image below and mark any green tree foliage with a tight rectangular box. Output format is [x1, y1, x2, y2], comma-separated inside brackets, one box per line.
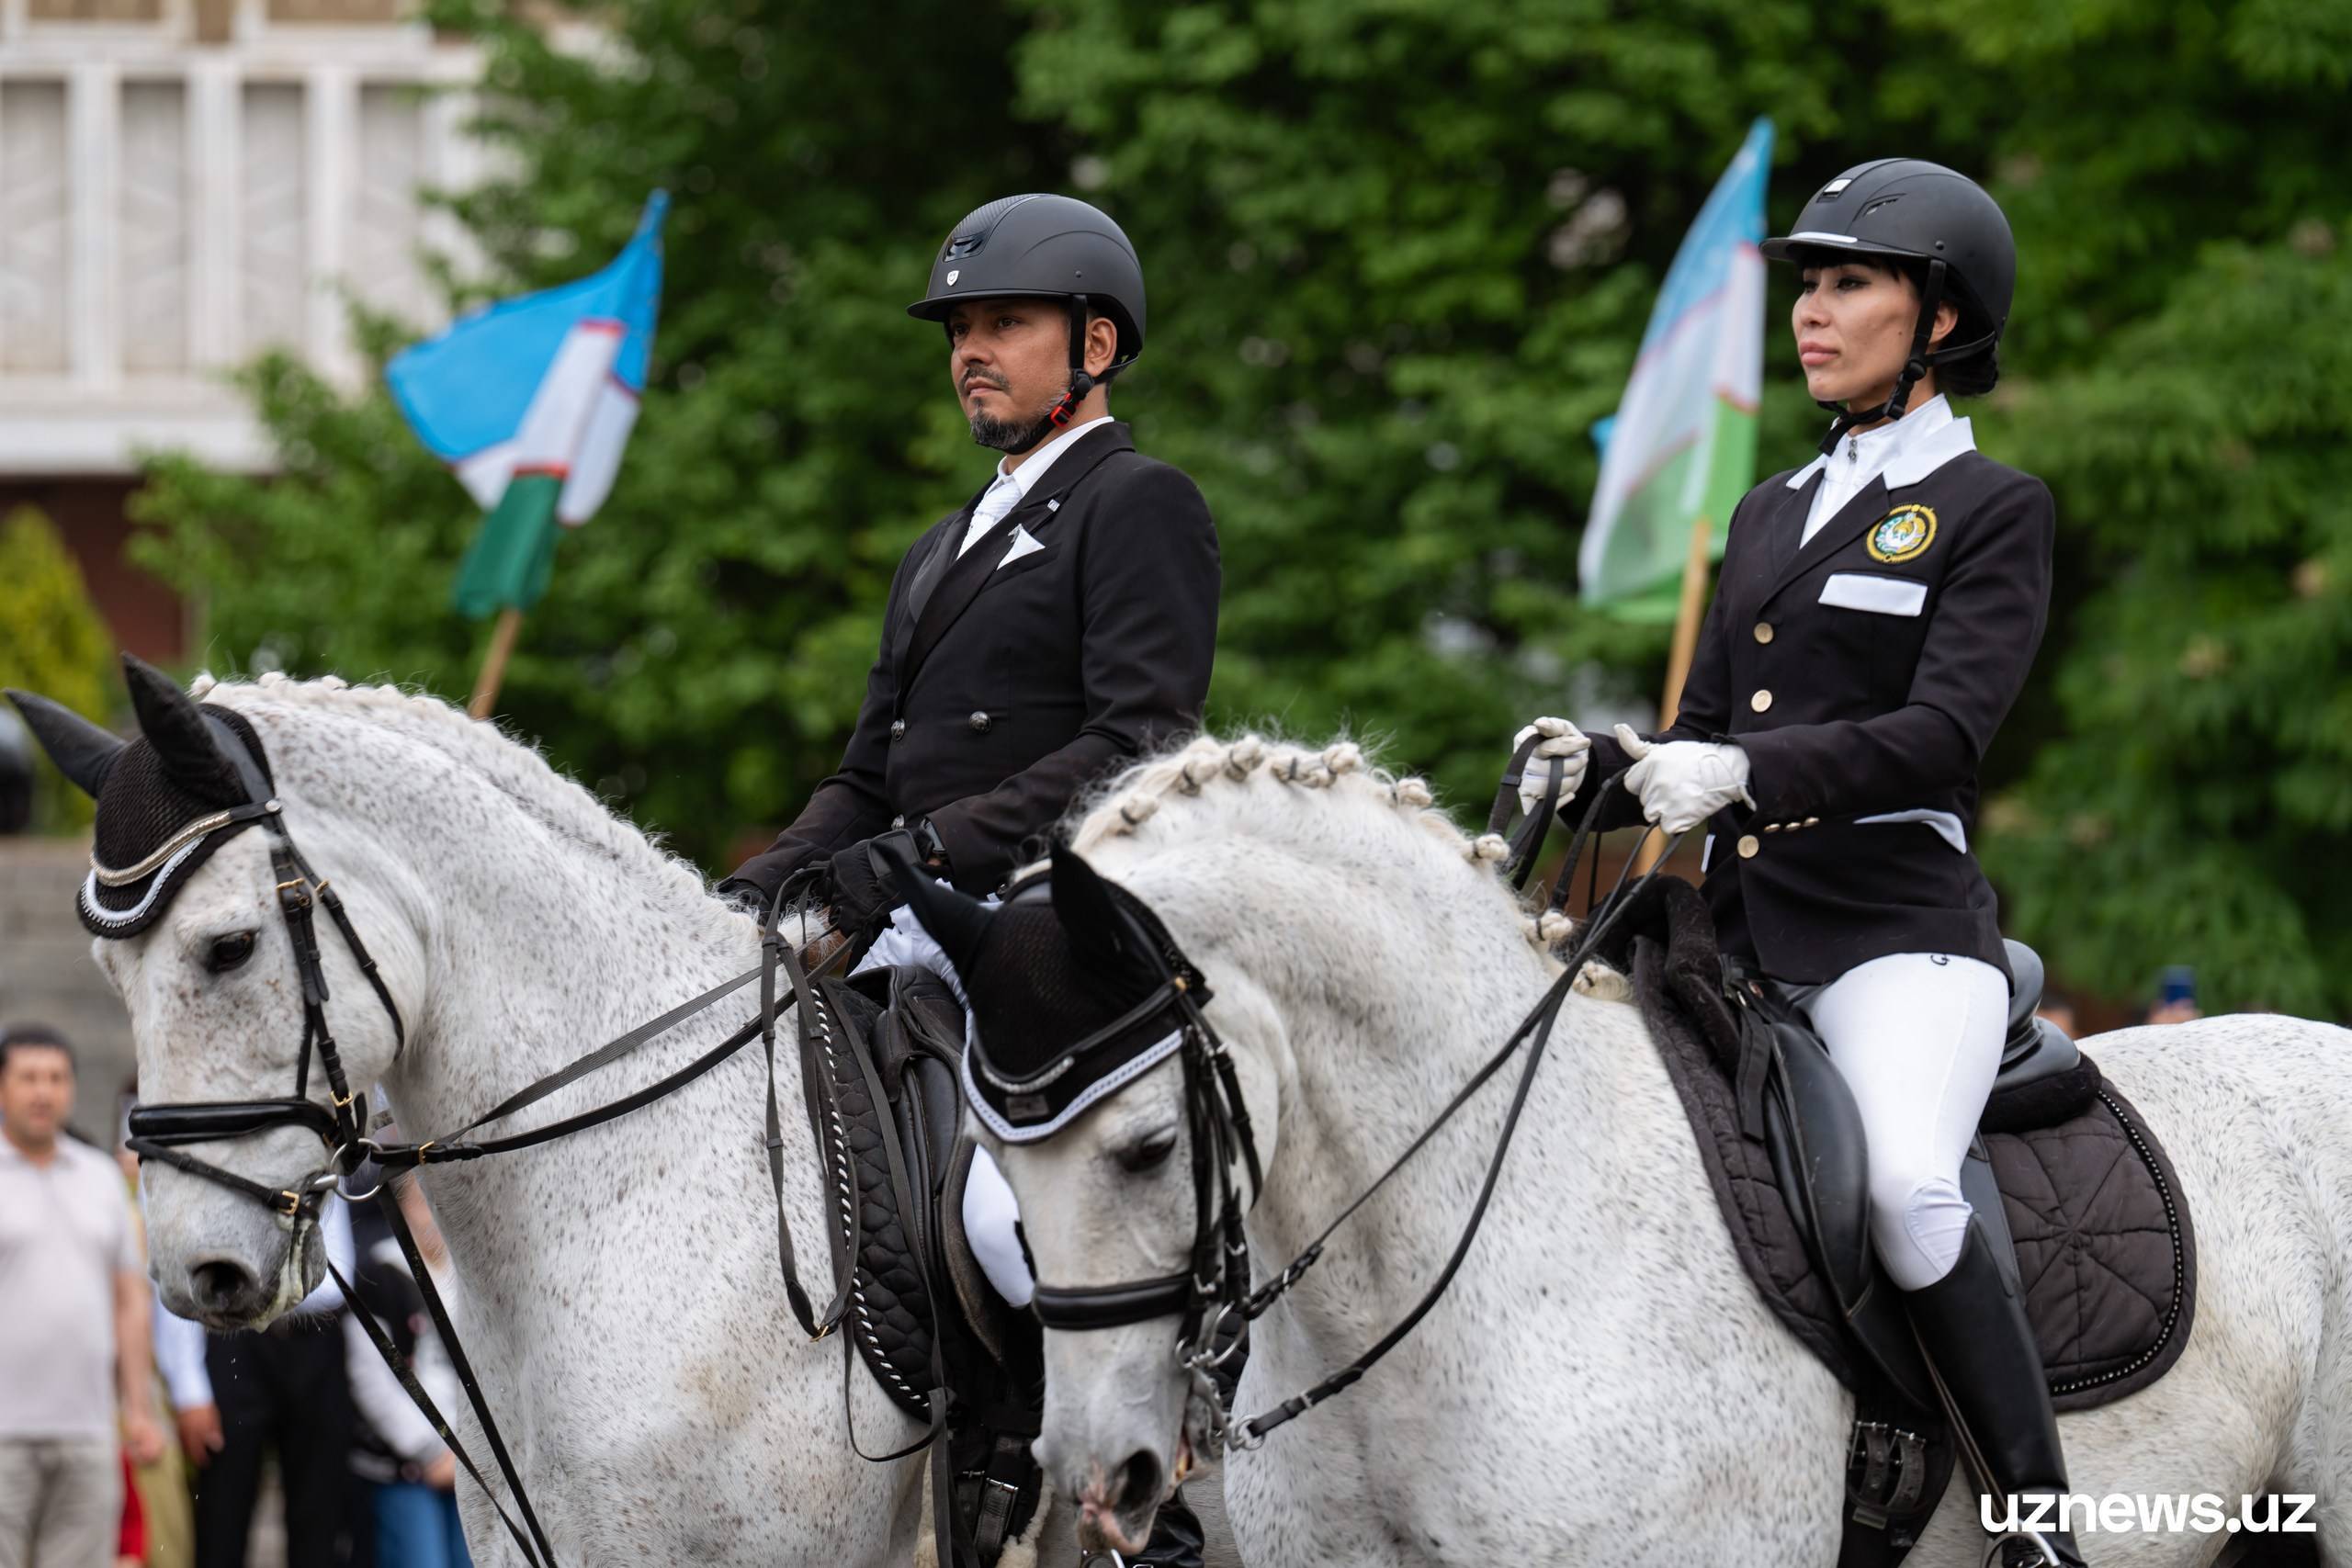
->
[1983, 228, 2352, 1016]
[0, 506, 114, 830]
[130, 0, 2351, 1012]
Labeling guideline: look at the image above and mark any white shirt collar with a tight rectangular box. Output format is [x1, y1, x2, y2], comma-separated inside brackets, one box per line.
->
[993, 414, 1115, 501]
[1783, 395, 1975, 492]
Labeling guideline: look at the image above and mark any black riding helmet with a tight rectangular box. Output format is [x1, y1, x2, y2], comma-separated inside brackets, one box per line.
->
[908, 194, 1147, 452]
[1762, 158, 2015, 451]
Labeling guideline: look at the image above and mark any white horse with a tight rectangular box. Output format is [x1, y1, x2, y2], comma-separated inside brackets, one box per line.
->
[976, 733, 2352, 1567]
[79, 671, 1037, 1565]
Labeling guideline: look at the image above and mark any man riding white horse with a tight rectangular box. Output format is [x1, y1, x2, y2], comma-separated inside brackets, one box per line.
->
[721, 192, 1218, 934]
[720, 191, 1223, 1566]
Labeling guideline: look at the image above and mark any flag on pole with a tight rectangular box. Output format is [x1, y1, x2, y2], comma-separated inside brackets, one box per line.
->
[387, 191, 668, 619]
[1578, 121, 1771, 615]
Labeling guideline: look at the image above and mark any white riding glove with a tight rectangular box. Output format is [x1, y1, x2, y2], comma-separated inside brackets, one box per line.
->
[1511, 717, 1591, 818]
[1613, 725, 1755, 836]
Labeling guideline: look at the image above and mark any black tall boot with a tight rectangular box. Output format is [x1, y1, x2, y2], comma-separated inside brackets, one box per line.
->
[1904, 1220, 2087, 1567]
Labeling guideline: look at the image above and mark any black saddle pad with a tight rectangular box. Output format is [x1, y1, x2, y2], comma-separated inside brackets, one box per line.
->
[1600, 877, 2196, 1412]
[806, 965, 966, 1420]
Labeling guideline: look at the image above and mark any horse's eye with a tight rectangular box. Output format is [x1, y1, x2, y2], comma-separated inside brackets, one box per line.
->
[1115, 1133, 1178, 1175]
[206, 932, 257, 974]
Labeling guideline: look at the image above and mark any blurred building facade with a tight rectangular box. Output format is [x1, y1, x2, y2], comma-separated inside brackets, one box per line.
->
[1, 1, 483, 1140]
[0, 0, 483, 661]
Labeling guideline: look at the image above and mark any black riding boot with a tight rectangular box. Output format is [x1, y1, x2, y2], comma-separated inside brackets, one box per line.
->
[1905, 1220, 2086, 1567]
[1129, 1489, 1206, 1568]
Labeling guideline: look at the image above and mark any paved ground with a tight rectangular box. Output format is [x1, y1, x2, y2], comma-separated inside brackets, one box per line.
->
[1192, 1458, 1243, 1567]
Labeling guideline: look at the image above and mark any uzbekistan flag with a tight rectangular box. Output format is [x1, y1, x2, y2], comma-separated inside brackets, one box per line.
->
[1578, 121, 1770, 615]
[387, 191, 668, 618]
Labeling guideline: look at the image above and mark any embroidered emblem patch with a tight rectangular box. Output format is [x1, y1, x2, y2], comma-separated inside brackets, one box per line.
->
[1866, 503, 1938, 564]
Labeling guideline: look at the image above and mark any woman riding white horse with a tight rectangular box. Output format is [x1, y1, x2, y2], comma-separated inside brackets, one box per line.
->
[1512, 158, 2079, 1563]
[902, 736, 2352, 1567]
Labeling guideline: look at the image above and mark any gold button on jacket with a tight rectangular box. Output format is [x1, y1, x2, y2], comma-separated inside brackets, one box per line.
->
[1750, 689, 1773, 713]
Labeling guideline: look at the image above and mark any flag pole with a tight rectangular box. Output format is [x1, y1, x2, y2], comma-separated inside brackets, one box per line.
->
[1634, 513, 1714, 873]
[469, 607, 526, 719]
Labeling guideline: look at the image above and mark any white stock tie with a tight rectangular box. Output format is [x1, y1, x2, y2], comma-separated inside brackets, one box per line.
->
[958, 474, 1023, 558]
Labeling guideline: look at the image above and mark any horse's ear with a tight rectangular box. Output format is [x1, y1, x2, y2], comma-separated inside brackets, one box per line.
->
[1048, 841, 1132, 969]
[897, 865, 996, 980]
[121, 654, 242, 806]
[5, 690, 127, 798]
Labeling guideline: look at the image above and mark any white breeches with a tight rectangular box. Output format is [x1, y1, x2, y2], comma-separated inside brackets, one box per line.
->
[1786, 952, 2008, 1291]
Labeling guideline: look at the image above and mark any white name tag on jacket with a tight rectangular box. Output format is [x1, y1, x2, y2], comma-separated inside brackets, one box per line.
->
[1818, 572, 1928, 617]
[998, 525, 1046, 570]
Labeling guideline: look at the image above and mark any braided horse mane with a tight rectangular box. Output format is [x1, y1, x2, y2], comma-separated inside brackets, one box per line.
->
[1062, 733, 1583, 954]
[183, 670, 738, 940]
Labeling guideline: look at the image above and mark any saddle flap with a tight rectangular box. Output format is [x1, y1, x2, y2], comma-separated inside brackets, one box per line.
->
[1760, 1021, 1874, 1318]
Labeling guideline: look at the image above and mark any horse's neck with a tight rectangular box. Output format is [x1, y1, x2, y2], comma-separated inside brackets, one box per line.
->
[319, 744, 785, 1321]
[1241, 921, 1657, 1341]
[385, 818, 759, 1134]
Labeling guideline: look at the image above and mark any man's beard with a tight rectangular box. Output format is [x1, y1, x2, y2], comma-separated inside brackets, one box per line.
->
[967, 384, 1061, 454]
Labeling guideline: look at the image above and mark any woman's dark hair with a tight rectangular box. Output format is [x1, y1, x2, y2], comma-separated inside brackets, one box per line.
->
[1789, 247, 2001, 399]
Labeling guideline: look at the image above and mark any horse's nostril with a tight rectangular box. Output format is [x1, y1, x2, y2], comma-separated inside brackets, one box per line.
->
[1111, 1448, 1163, 1512]
[190, 1258, 257, 1313]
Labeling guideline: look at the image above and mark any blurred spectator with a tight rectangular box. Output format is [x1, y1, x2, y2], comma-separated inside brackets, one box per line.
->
[153, 1201, 355, 1568]
[116, 1450, 144, 1568]
[105, 1086, 193, 1568]
[0, 1022, 166, 1568]
[2034, 991, 2078, 1037]
[345, 1178, 473, 1568]
[107, 1082, 195, 1568]
[2145, 964, 2202, 1027]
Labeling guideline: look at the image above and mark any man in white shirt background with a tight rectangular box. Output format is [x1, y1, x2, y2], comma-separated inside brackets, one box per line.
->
[0, 1022, 165, 1568]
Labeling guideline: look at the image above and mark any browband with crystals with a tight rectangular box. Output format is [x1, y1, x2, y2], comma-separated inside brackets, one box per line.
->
[964, 1022, 1186, 1144]
[90, 802, 273, 886]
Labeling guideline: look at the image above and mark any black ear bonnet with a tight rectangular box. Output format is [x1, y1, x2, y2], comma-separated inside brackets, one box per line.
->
[899, 844, 1211, 1142]
[0, 658, 287, 939]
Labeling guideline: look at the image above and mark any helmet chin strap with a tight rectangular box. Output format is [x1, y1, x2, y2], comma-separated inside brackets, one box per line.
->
[1816, 257, 1949, 456]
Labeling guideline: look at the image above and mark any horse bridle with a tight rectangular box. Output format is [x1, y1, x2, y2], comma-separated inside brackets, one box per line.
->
[116, 714, 858, 1568]
[1017, 755, 1682, 1454]
[123, 715, 400, 1218]
[1008, 891, 1263, 1450]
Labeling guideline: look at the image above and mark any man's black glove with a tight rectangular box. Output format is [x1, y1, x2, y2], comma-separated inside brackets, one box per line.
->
[717, 862, 822, 927]
[824, 829, 921, 941]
